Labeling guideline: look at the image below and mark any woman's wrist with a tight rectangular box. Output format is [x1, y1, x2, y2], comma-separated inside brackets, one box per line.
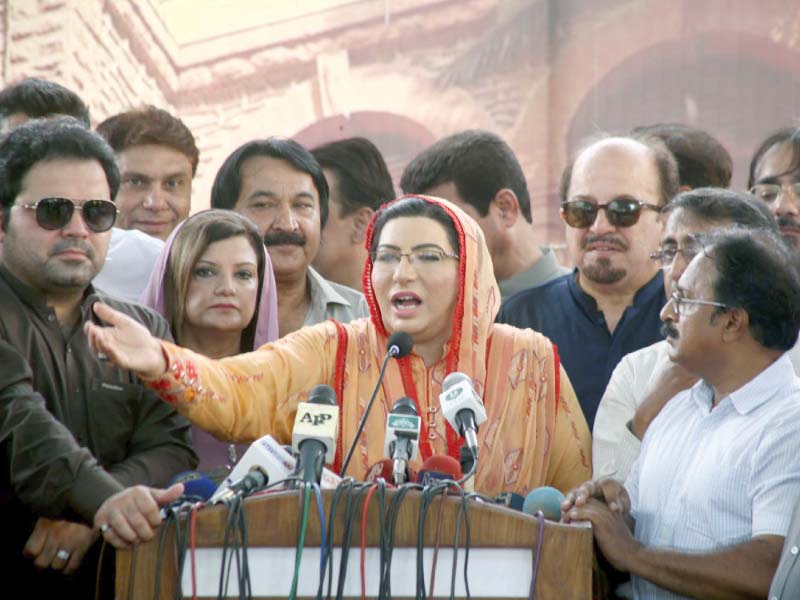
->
[139, 340, 169, 380]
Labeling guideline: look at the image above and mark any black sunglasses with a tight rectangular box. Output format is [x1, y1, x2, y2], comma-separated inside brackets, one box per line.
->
[19, 197, 118, 233]
[561, 197, 661, 229]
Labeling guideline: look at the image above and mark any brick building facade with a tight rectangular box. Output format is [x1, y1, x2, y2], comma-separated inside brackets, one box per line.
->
[2, 0, 799, 248]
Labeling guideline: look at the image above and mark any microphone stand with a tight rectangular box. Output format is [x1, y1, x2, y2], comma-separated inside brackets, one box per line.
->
[340, 348, 395, 475]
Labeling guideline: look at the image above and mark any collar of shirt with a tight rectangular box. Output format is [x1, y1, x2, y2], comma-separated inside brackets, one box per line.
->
[497, 246, 569, 298]
[692, 352, 796, 416]
[567, 268, 665, 320]
[307, 266, 353, 310]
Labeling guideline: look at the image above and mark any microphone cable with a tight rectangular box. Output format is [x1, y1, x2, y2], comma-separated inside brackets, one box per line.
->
[217, 494, 252, 600]
[189, 502, 203, 600]
[319, 477, 354, 600]
[288, 483, 313, 600]
[336, 483, 372, 600]
[380, 481, 420, 600]
[312, 482, 327, 578]
[528, 512, 546, 600]
[359, 482, 381, 600]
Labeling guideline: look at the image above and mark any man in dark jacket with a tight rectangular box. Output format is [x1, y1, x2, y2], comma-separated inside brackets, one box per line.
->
[0, 118, 196, 596]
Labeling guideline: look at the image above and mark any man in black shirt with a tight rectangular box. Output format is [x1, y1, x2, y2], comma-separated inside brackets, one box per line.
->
[0, 118, 196, 596]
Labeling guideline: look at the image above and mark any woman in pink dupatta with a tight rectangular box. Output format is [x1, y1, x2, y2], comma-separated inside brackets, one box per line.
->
[139, 209, 278, 479]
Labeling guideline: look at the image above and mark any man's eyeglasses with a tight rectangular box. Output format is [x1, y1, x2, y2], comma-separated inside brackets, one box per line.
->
[749, 182, 800, 204]
[18, 197, 118, 233]
[666, 291, 732, 317]
[650, 245, 701, 269]
[371, 248, 459, 272]
[561, 197, 661, 229]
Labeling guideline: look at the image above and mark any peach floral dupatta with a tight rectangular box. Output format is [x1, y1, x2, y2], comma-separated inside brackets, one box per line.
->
[329, 195, 591, 493]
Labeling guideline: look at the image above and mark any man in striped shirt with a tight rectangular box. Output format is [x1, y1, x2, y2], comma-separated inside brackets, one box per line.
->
[563, 228, 800, 599]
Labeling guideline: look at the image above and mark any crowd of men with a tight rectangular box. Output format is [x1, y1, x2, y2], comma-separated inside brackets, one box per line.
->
[1, 76, 799, 599]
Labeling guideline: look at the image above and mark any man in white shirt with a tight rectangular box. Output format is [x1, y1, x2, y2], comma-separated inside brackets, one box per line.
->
[593, 188, 794, 481]
[564, 228, 800, 599]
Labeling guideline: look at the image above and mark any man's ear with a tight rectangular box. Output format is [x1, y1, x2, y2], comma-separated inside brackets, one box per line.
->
[351, 207, 374, 245]
[492, 189, 521, 228]
[719, 307, 749, 343]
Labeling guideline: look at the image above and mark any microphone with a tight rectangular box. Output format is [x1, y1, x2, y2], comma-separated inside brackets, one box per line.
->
[439, 372, 487, 460]
[340, 332, 414, 475]
[365, 458, 394, 484]
[213, 466, 269, 504]
[522, 486, 565, 521]
[168, 471, 217, 503]
[384, 396, 420, 485]
[416, 455, 462, 487]
[209, 435, 341, 503]
[292, 384, 340, 484]
[495, 492, 525, 511]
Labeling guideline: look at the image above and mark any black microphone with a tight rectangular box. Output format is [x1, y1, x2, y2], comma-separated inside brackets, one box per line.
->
[340, 332, 413, 475]
[213, 466, 269, 504]
[384, 396, 421, 485]
[292, 384, 339, 484]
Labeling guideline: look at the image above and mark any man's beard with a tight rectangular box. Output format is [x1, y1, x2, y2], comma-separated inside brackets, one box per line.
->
[581, 234, 627, 284]
[44, 239, 99, 288]
[582, 258, 626, 285]
[777, 215, 800, 248]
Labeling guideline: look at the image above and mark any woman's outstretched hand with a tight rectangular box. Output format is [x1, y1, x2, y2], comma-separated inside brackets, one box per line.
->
[84, 302, 167, 379]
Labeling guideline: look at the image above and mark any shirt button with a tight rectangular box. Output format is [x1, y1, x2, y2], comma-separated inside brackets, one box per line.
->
[791, 545, 798, 555]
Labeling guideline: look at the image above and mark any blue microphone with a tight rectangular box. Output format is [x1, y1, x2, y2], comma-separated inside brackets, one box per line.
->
[168, 471, 217, 502]
[522, 486, 565, 521]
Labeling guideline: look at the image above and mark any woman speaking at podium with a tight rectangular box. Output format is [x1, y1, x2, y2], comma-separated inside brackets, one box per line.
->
[86, 195, 591, 495]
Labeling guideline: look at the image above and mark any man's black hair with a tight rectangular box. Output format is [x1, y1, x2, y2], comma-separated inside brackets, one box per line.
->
[748, 127, 800, 189]
[211, 137, 329, 227]
[663, 187, 777, 232]
[0, 78, 90, 127]
[400, 130, 532, 222]
[631, 123, 732, 189]
[311, 137, 394, 214]
[0, 118, 119, 231]
[704, 229, 800, 351]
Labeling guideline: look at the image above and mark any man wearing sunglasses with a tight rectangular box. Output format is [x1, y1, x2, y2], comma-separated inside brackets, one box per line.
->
[498, 135, 679, 428]
[0, 119, 196, 597]
[748, 127, 800, 250]
[564, 228, 800, 600]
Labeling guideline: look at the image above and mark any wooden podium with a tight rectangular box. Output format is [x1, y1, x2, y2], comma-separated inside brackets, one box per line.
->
[116, 489, 593, 599]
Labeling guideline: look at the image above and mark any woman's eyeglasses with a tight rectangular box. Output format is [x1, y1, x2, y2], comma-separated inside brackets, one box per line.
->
[18, 197, 118, 233]
[561, 197, 661, 229]
[371, 248, 459, 271]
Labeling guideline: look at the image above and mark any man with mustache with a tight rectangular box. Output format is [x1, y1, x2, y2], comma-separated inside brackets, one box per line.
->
[749, 127, 800, 250]
[563, 228, 800, 600]
[593, 188, 790, 481]
[498, 135, 679, 428]
[210, 137, 368, 337]
[0, 119, 195, 597]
